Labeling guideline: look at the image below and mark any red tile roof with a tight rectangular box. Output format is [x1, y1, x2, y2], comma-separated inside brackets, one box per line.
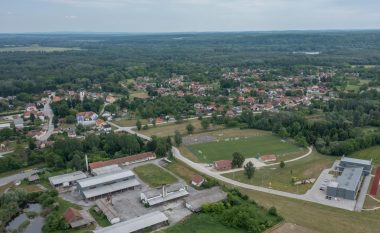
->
[214, 160, 232, 171]
[64, 208, 82, 224]
[89, 152, 156, 170]
[192, 175, 205, 185]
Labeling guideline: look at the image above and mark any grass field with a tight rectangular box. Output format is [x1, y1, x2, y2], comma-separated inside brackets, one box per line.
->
[113, 118, 149, 127]
[188, 133, 306, 163]
[239, 188, 380, 233]
[224, 150, 335, 194]
[136, 119, 222, 138]
[164, 161, 201, 184]
[0, 45, 81, 52]
[351, 146, 380, 165]
[162, 213, 245, 233]
[133, 164, 177, 187]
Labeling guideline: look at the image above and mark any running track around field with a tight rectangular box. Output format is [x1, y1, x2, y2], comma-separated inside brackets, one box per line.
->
[370, 167, 380, 196]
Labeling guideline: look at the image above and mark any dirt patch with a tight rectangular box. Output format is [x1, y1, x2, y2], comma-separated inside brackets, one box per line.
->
[267, 222, 319, 233]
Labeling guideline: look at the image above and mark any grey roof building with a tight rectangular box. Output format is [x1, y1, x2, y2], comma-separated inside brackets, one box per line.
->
[48, 171, 87, 187]
[140, 183, 189, 206]
[77, 170, 140, 200]
[93, 211, 168, 233]
[338, 156, 372, 175]
[327, 167, 364, 200]
[326, 156, 372, 200]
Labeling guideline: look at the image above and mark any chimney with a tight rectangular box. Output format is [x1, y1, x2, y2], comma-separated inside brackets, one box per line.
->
[162, 185, 167, 197]
[85, 154, 89, 172]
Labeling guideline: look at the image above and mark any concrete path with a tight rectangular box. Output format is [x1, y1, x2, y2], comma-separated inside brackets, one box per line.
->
[218, 147, 313, 174]
[0, 170, 38, 187]
[36, 101, 54, 141]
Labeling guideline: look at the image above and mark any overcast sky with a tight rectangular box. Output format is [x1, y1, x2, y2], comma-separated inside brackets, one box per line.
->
[0, 0, 379, 33]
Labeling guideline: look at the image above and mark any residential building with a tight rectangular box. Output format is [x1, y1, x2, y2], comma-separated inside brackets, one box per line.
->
[191, 175, 205, 187]
[214, 160, 232, 171]
[76, 112, 98, 126]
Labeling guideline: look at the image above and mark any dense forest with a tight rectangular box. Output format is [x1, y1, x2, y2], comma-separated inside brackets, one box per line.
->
[1, 31, 380, 96]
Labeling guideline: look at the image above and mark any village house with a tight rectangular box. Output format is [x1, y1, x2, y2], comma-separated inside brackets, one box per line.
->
[76, 112, 98, 125]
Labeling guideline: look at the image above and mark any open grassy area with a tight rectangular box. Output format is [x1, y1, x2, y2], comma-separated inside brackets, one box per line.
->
[0, 45, 81, 52]
[136, 119, 222, 138]
[239, 188, 380, 233]
[113, 118, 149, 127]
[162, 213, 245, 233]
[133, 164, 177, 187]
[89, 207, 111, 227]
[130, 91, 149, 99]
[351, 145, 380, 165]
[188, 132, 306, 163]
[224, 151, 335, 194]
[164, 161, 202, 185]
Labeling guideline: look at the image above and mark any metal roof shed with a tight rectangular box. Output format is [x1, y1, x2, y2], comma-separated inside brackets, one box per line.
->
[94, 211, 168, 233]
[48, 171, 87, 186]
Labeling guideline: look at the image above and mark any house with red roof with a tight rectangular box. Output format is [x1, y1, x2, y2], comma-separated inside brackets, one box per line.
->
[64, 208, 94, 228]
[191, 175, 205, 187]
[214, 160, 232, 171]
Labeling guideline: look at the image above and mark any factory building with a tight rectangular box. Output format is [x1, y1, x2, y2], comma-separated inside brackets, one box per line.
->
[49, 171, 87, 187]
[77, 170, 140, 200]
[140, 183, 189, 206]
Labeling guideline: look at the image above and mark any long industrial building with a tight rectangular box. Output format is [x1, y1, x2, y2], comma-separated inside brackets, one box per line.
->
[77, 170, 140, 200]
[94, 211, 168, 233]
[141, 183, 189, 206]
[49, 171, 87, 187]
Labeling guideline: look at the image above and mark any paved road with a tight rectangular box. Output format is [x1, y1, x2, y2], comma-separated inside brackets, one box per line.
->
[0, 170, 37, 187]
[37, 101, 54, 141]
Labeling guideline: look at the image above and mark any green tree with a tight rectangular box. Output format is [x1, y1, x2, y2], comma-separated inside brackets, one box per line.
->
[174, 130, 182, 146]
[186, 123, 195, 134]
[278, 127, 288, 138]
[232, 152, 245, 168]
[136, 120, 142, 130]
[201, 118, 210, 130]
[244, 161, 255, 179]
[280, 161, 285, 168]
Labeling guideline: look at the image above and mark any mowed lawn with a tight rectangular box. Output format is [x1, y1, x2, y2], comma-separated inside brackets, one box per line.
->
[351, 145, 380, 165]
[223, 151, 335, 194]
[133, 164, 177, 187]
[162, 213, 245, 233]
[188, 134, 305, 163]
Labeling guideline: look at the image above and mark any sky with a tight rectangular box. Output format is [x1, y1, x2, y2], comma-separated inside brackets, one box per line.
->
[0, 0, 379, 33]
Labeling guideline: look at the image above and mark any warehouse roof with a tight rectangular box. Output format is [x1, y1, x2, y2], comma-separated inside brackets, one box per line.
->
[92, 165, 122, 176]
[337, 167, 363, 192]
[82, 179, 140, 199]
[341, 157, 372, 166]
[48, 171, 87, 186]
[94, 211, 168, 233]
[95, 199, 120, 223]
[77, 170, 135, 189]
[89, 152, 156, 170]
